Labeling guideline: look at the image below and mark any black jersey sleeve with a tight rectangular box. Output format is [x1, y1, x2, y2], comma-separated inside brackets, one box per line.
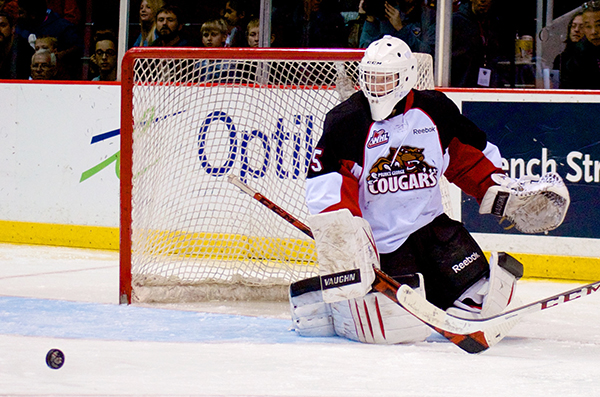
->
[308, 92, 372, 179]
[305, 92, 372, 216]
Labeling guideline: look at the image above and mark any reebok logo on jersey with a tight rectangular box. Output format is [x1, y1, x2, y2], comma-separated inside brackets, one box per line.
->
[366, 145, 438, 195]
[452, 252, 481, 274]
[321, 269, 361, 290]
[367, 129, 389, 148]
[413, 126, 436, 135]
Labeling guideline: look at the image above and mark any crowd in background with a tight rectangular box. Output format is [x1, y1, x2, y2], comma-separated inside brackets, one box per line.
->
[0, 0, 598, 89]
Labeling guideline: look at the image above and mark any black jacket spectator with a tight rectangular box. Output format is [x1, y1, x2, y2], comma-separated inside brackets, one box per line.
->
[0, 11, 34, 79]
[561, 39, 600, 89]
[451, 1, 507, 87]
[276, 0, 347, 48]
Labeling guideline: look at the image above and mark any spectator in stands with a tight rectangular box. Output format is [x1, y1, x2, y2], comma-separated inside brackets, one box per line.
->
[34, 35, 56, 51]
[151, 4, 189, 47]
[16, 0, 83, 79]
[451, 0, 509, 87]
[197, 18, 238, 83]
[30, 47, 57, 79]
[245, 17, 276, 47]
[554, 11, 584, 81]
[358, 0, 435, 55]
[560, 2, 600, 89]
[569, 11, 585, 43]
[201, 18, 227, 47]
[133, 0, 164, 47]
[223, 0, 254, 47]
[277, 0, 347, 48]
[0, 9, 34, 79]
[90, 31, 117, 81]
[246, 17, 259, 47]
[198, 19, 230, 81]
[34, 34, 67, 78]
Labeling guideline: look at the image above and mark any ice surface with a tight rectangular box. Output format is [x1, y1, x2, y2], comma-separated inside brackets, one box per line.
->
[0, 243, 599, 396]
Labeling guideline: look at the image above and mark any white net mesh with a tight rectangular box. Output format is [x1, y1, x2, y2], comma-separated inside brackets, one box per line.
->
[123, 50, 438, 303]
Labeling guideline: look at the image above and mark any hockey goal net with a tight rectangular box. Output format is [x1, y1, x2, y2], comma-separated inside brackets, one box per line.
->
[120, 48, 438, 304]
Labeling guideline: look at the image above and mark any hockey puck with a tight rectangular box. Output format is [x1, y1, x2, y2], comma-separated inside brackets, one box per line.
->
[46, 349, 65, 369]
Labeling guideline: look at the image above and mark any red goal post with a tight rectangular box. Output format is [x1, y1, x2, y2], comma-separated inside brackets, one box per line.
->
[120, 47, 436, 304]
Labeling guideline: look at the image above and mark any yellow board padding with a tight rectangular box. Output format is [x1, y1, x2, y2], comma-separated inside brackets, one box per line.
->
[1, 220, 599, 281]
[0, 220, 119, 250]
[482, 252, 600, 282]
[0, 220, 318, 263]
[137, 229, 317, 263]
[508, 253, 600, 282]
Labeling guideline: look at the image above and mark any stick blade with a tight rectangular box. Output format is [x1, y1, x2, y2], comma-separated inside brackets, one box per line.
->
[397, 285, 522, 354]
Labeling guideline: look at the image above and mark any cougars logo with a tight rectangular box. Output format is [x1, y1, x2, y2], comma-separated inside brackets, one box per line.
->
[366, 146, 438, 195]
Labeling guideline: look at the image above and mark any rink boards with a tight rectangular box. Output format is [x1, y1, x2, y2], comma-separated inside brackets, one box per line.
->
[0, 82, 599, 281]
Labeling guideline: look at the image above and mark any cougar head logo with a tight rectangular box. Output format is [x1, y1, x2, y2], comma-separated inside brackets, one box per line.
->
[396, 147, 426, 173]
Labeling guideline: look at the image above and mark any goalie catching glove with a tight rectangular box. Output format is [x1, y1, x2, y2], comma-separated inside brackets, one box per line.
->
[479, 172, 570, 234]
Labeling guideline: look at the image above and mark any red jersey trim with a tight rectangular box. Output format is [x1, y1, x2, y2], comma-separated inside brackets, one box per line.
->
[321, 160, 362, 216]
[444, 137, 503, 203]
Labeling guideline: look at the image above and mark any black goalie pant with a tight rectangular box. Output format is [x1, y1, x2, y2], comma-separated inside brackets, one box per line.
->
[380, 213, 489, 310]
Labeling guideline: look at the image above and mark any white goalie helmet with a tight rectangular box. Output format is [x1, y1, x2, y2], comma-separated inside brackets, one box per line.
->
[359, 35, 418, 121]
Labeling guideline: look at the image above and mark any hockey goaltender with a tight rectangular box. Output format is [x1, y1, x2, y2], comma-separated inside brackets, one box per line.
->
[289, 36, 570, 345]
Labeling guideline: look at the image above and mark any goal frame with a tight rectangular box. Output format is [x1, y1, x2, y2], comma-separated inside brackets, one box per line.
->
[119, 47, 367, 304]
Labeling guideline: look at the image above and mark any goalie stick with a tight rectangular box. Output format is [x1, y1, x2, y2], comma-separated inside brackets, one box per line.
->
[375, 269, 600, 353]
[228, 175, 600, 354]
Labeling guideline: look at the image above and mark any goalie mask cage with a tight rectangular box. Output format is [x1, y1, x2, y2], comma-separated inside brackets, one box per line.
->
[120, 47, 437, 304]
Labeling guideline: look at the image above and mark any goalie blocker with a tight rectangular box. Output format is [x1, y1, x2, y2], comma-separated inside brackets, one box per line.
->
[307, 209, 378, 303]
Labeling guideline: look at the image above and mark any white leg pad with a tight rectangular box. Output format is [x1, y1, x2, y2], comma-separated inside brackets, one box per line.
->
[290, 289, 335, 337]
[481, 251, 518, 317]
[448, 252, 518, 319]
[330, 277, 431, 344]
[308, 209, 379, 303]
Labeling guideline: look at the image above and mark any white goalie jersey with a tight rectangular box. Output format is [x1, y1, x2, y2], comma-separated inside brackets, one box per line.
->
[306, 89, 505, 254]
